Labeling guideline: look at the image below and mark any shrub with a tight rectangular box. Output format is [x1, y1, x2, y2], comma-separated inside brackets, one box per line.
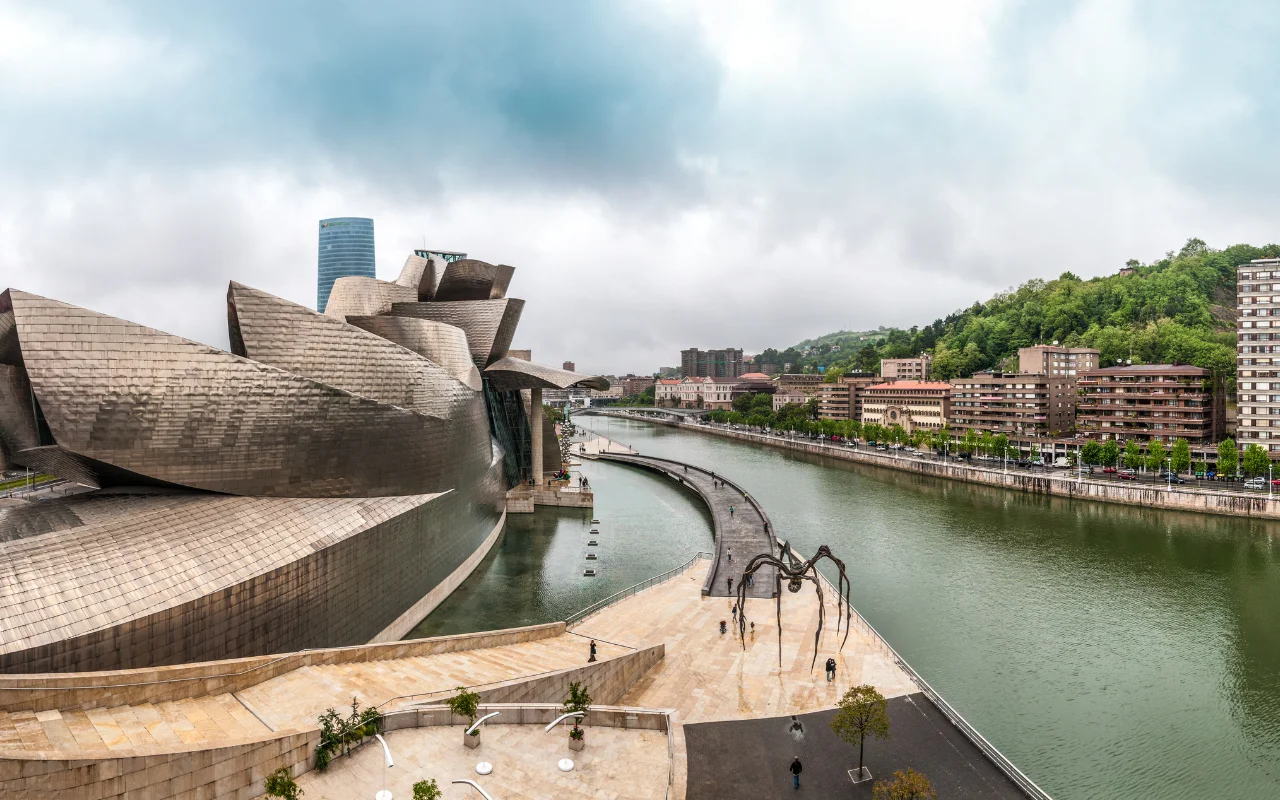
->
[412, 778, 442, 800]
[264, 767, 303, 800]
[448, 686, 481, 734]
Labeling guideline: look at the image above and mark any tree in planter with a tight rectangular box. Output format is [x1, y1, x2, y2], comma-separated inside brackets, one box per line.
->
[448, 686, 481, 737]
[412, 779, 442, 800]
[561, 681, 592, 744]
[264, 767, 303, 800]
[872, 768, 936, 800]
[829, 684, 890, 782]
[1242, 443, 1271, 478]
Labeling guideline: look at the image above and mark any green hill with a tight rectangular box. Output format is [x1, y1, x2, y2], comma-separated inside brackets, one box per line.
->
[775, 238, 1279, 384]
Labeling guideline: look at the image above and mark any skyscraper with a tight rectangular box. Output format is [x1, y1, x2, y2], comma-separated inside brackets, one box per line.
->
[317, 217, 375, 312]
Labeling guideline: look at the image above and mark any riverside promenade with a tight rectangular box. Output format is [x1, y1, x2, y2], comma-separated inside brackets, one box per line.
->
[586, 410, 1280, 522]
[593, 452, 777, 599]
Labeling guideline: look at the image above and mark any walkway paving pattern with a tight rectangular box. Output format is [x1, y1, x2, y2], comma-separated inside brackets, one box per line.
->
[598, 453, 777, 599]
[296, 725, 670, 800]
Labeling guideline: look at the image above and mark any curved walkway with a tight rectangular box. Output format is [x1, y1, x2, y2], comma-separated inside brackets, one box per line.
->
[595, 452, 777, 599]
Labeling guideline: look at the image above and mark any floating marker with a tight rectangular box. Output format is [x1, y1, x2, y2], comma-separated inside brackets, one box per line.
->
[588, 540, 598, 546]
[585, 553, 598, 560]
[583, 569, 597, 576]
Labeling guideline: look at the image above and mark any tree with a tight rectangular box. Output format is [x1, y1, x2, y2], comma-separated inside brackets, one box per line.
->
[1242, 443, 1271, 478]
[1170, 438, 1192, 473]
[448, 686, 481, 735]
[264, 768, 303, 800]
[413, 780, 442, 800]
[1123, 440, 1143, 470]
[830, 684, 890, 782]
[1217, 438, 1238, 476]
[1146, 439, 1167, 473]
[1081, 441, 1103, 465]
[873, 769, 937, 800]
[1194, 458, 1207, 476]
[1101, 439, 1120, 468]
[562, 681, 592, 741]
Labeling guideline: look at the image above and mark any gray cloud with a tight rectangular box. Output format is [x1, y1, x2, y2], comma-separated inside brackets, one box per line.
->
[1, 0, 1278, 375]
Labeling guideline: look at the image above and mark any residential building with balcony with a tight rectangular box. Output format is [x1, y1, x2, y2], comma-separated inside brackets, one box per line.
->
[880, 355, 932, 380]
[1017, 344, 1100, 377]
[816, 372, 880, 420]
[860, 381, 952, 433]
[1076, 364, 1223, 445]
[950, 372, 1062, 438]
[1237, 258, 1280, 456]
[680, 347, 744, 379]
[777, 373, 825, 396]
[619, 374, 655, 397]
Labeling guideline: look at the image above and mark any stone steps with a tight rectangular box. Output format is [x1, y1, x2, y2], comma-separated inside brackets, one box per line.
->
[0, 693, 270, 754]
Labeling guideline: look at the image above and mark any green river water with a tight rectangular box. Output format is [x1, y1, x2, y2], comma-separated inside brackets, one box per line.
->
[412, 417, 1280, 799]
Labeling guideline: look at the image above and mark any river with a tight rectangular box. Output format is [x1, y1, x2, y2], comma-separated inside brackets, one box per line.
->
[414, 417, 1280, 799]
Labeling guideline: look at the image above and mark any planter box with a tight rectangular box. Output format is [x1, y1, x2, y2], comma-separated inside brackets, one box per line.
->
[464, 730, 481, 749]
[568, 736, 585, 751]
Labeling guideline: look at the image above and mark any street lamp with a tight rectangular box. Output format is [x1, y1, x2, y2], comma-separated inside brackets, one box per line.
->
[374, 734, 394, 800]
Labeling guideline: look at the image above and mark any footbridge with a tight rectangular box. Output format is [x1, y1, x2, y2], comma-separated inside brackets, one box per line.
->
[594, 452, 777, 599]
[575, 406, 706, 423]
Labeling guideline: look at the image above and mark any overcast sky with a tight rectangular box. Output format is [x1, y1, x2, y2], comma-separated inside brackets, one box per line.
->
[2, 1, 1277, 375]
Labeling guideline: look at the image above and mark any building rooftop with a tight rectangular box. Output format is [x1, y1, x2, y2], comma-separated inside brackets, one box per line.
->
[1082, 364, 1209, 376]
[738, 372, 772, 380]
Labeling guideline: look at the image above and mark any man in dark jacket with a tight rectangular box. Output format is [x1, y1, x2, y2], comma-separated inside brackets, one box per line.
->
[825, 657, 837, 682]
[790, 756, 803, 789]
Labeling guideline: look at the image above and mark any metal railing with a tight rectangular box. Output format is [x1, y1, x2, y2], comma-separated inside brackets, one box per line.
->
[566, 551, 712, 626]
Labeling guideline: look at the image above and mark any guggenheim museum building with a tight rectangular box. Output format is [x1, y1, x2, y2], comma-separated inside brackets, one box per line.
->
[0, 254, 606, 673]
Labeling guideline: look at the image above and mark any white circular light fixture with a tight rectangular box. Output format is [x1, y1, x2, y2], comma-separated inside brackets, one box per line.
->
[558, 758, 575, 772]
[476, 762, 493, 775]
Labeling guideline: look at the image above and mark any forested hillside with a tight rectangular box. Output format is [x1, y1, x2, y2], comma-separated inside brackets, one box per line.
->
[771, 239, 1280, 383]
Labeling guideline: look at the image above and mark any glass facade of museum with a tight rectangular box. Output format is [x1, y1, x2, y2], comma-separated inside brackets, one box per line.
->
[317, 217, 375, 312]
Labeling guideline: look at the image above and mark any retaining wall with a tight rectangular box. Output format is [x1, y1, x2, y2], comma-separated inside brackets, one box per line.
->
[609, 414, 1280, 522]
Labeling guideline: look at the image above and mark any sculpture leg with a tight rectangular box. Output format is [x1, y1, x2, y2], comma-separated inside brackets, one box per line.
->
[775, 572, 784, 668]
[810, 571, 825, 671]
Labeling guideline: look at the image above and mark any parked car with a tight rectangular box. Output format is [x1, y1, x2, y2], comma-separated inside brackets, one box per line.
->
[1102, 466, 1117, 474]
[1053, 457, 1071, 468]
[1270, 478, 1280, 487]
[1244, 478, 1266, 490]
[1159, 473, 1186, 484]
[876, 445, 888, 451]
[1118, 469, 1138, 480]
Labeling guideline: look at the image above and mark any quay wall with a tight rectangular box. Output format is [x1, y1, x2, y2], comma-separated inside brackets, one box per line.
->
[594, 413, 1280, 522]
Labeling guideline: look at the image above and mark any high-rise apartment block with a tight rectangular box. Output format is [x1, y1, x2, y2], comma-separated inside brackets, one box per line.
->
[1237, 258, 1280, 454]
[950, 373, 1061, 438]
[317, 217, 375, 312]
[817, 373, 879, 420]
[880, 355, 932, 380]
[1017, 345, 1100, 376]
[1076, 364, 1222, 444]
[680, 347, 744, 379]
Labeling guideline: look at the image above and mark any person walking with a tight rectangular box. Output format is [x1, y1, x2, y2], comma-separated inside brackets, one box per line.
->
[731, 603, 738, 624]
[729, 505, 735, 517]
[589, 640, 598, 662]
[825, 657, 836, 682]
[727, 576, 733, 593]
[790, 756, 803, 789]
[727, 548, 732, 563]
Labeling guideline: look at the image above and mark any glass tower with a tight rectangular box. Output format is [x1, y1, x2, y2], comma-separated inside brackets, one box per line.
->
[317, 217, 376, 312]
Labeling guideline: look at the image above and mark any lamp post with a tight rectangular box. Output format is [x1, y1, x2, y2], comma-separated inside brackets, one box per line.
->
[374, 734, 394, 800]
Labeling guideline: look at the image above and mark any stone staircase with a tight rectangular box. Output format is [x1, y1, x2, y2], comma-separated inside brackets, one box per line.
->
[0, 693, 270, 754]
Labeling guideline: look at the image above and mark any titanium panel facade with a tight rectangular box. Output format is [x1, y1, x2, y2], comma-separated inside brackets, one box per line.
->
[0, 364, 38, 467]
[433, 259, 515, 301]
[227, 282, 478, 418]
[394, 253, 440, 301]
[323, 276, 416, 321]
[390, 299, 525, 367]
[484, 356, 610, 391]
[346, 315, 484, 390]
[4, 290, 489, 498]
[317, 217, 375, 313]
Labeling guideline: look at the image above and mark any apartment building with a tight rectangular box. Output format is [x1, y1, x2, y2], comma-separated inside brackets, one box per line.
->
[680, 347, 744, 379]
[816, 372, 880, 420]
[950, 372, 1062, 438]
[880, 355, 932, 380]
[1076, 364, 1222, 445]
[773, 389, 808, 411]
[619, 374, 655, 397]
[1238, 258, 1280, 455]
[1018, 345, 1100, 377]
[777, 373, 825, 395]
[860, 382, 952, 433]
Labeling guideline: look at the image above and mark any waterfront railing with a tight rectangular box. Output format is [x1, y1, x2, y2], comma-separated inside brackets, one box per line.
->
[566, 551, 712, 626]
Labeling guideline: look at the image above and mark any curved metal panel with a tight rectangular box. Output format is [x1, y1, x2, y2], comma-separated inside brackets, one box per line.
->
[228, 282, 476, 418]
[484, 357, 610, 391]
[6, 290, 492, 497]
[390, 299, 524, 367]
[0, 364, 38, 465]
[394, 254, 440, 301]
[433, 259, 515, 301]
[323, 276, 415, 320]
[346, 315, 483, 391]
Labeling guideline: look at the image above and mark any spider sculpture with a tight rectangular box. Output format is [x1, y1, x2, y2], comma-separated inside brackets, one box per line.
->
[736, 541, 852, 669]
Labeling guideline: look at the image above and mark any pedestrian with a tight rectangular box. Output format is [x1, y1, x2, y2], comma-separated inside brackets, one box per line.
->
[825, 657, 836, 682]
[727, 548, 732, 563]
[790, 756, 803, 789]
[729, 505, 734, 517]
[589, 640, 598, 663]
[719, 619, 727, 635]
[750, 621, 755, 640]
[727, 576, 733, 593]
[732, 603, 738, 624]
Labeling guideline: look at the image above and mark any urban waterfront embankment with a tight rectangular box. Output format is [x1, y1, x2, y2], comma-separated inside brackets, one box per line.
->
[568, 416, 1280, 800]
[588, 409, 1280, 522]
